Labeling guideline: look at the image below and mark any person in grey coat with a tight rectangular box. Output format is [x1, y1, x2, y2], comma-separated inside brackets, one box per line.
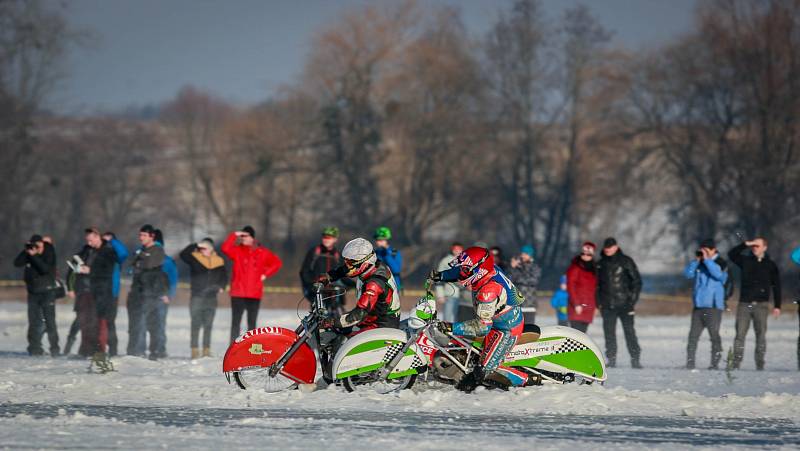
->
[508, 244, 541, 326]
[127, 224, 168, 359]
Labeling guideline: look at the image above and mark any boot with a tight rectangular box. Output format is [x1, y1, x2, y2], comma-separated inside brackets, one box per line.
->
[90, 352, 114, 374]
[191, 348, 200, 360]
[202, 347, 211, 358]
[632, 359, 643, 369]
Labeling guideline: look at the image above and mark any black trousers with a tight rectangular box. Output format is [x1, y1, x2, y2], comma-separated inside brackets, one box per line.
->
[108, 298, 119, 356]
[27, 291, 59, 355]
[601, 308, 641, 362]
[230, 297, 260, 343]
[191, 295, 218, 348]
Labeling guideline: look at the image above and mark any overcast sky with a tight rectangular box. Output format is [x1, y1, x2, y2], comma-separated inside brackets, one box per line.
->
[54, 0, 697, 113]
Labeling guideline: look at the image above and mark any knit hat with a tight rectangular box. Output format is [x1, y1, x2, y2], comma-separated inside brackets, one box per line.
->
[582, 241, 597, 250]
[602, 237, 617, 249]
[520, 244, 535, 257]
[700, 238, 716, 249]
[241, 225, 256, 238]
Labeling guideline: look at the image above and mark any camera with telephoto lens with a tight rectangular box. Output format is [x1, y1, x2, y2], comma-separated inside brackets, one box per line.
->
[695, 250, 703, 258]
[24, 242, 37, 251]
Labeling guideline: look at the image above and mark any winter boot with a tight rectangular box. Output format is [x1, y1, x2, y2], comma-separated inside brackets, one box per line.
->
[90, 352, 114, 374]
[631, 359, 643, 369]
[202, 347, 211, 358]
[191, 348, 200, 360]
[606, 357, 616, 368]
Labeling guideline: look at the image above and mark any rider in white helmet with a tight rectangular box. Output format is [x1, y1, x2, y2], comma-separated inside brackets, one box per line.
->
[318, 237, 401, 331]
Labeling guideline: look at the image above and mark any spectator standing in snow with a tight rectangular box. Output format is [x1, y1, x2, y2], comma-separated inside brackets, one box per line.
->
[180, 238, 227, 359]
[508, 244, 541, 325]
[221, 226, 282, 342]
[550, 275, 569, 326]
[374, 226, 403, 291]
[299, 227, 345, 300]
[13, 234, 59, 356]
[153, 229, 177, 359]
[684, 239, 728, 370]
[434, 242, 465, 322]
[103, 232, 128, 357]
[66, 228, 117, 360]
[597, 237, 643, 368]
[127, 224, 168, 359]
[566, 242, 598, 333]
[728, 237, 781, 370]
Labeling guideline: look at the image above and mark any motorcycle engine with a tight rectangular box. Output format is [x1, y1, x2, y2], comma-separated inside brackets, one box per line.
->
[432, 351, 468, 383]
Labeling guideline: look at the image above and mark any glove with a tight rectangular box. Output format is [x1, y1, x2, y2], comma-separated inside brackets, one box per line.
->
[456, 366, 485, 393]
[316, 274, 332, 285]
[319, 317, 336, 329]
[428, 269, 442, 282]
[436, 321, 452, 334]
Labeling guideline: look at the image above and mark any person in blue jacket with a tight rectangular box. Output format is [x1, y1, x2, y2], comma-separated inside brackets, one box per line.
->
[153, 229, 177, 359]
[684, 239, 728, 370]
[103, 232, 129, 357]
[550, 275, 569, 326]
[373, 226, 403, 290]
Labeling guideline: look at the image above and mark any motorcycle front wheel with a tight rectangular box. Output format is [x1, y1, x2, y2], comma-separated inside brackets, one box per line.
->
[341, 373, 417, 394]
[233, 368, 297, 393]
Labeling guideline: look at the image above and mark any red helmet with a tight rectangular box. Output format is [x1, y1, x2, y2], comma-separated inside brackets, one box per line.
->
[450, 246, 494, 287]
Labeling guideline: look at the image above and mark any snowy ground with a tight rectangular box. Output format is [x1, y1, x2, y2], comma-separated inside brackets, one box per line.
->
[1, 303, 798, 450]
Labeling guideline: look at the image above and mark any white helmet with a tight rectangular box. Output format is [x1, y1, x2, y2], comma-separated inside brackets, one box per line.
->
[342, 237, 377, 277]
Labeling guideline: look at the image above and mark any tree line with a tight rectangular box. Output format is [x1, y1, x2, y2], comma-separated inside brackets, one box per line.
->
[2, 0, 798, 284]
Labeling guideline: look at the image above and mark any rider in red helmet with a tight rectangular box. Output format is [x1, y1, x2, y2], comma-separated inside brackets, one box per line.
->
[431, 246, 533, 391]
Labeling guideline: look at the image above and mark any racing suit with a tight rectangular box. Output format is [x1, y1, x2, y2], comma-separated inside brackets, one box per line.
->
[328, 260, 401, 331]
[440, 265, 529, 387]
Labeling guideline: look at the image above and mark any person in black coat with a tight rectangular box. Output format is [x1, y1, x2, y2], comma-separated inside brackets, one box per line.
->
[728, 237, 781, 370]
[180, 238, 227, 358]
[13, 234, 59, 356]
[597, 237, 643, 368]
[66, 228, 118, 358]
[299, 227, 346, 300]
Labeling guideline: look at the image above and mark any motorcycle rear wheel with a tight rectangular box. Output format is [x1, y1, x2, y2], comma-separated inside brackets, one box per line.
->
[233, 368, 297, 392]
[341, 373, 417, 394]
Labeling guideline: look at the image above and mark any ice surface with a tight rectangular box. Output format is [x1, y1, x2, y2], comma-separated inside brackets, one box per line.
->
[0, 303, 798, 449]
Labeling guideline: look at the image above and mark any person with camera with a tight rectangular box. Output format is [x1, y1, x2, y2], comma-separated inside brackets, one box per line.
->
[180, 238, 227, 359]
[14, 234, 60, 356]
[728, 236, 781, 370]
[66, 228, 118, 362]
[221, 226, 282, 342]
[684, 239, 728, 370]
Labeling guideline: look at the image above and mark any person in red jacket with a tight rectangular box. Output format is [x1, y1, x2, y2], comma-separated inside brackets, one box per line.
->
[566, 241, 598, 333]
[221, 226, 282, 342]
